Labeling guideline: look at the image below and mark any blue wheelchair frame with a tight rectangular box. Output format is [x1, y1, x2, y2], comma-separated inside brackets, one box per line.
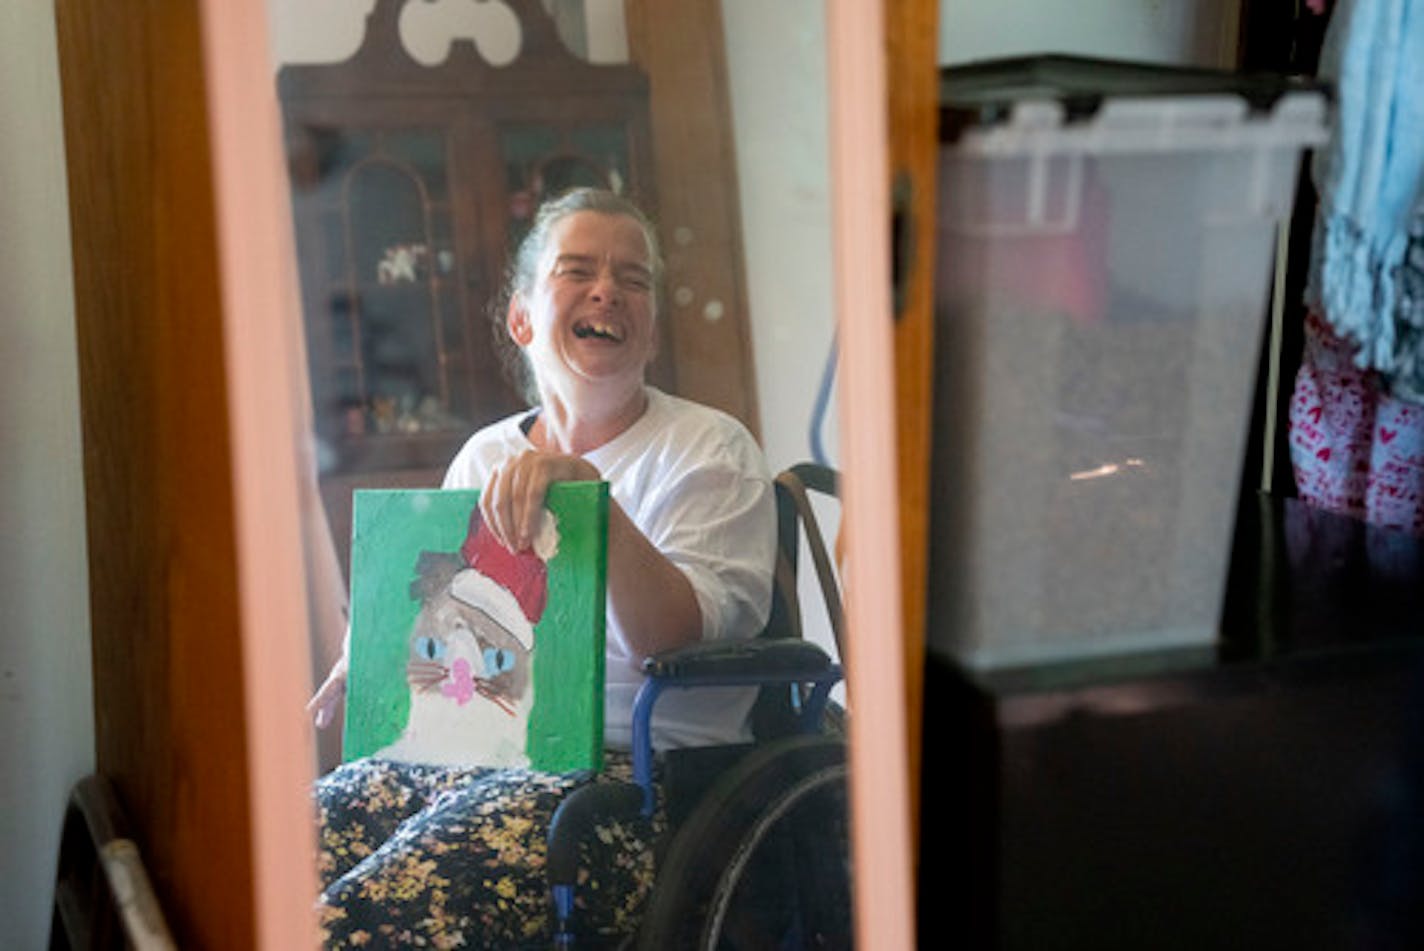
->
[550, 642, 843, 945]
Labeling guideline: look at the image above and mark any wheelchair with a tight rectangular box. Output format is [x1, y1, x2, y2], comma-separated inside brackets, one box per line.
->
[49, 464, 850, 949]
[546, 462, 853, 949]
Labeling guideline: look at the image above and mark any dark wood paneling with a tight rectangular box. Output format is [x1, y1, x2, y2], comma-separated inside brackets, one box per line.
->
[53, 1, 255, 946]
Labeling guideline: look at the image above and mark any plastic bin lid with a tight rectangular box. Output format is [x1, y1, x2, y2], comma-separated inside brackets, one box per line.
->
[941, 54, 1327, 144]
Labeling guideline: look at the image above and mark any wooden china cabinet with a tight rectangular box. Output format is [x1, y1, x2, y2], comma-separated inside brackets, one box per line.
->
[278, 0, 661, 566]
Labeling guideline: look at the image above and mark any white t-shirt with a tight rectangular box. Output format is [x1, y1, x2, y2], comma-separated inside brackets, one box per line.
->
[443, 387, 776, 750]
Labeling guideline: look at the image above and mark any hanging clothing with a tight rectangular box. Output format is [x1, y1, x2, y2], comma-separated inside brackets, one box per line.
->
[1305, 0, 1424, 400]
[1290, 312, 1424, 533]
[1291, 0, 1424, 533]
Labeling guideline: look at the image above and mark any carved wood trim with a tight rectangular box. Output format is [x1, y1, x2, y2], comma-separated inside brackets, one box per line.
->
[278, 0, 649, 99]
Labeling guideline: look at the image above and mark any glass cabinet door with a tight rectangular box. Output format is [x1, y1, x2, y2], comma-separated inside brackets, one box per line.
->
[290, 122, 519, 473]
[499, 122, 636, 250]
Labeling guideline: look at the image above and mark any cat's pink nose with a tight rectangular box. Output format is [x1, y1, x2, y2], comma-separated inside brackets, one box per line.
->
[440, 658, 477, 706]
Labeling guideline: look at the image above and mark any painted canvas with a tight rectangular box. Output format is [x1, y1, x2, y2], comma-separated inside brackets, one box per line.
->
[344, 483, 608, 772]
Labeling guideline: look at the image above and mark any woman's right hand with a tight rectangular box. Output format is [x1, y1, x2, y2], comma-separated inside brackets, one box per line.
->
[307, 651, 348, 730]
[481, 449, 600, 553]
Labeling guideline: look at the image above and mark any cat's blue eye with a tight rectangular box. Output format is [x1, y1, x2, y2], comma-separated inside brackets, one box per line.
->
[414, 636, 446, 661]
[482, 647, 513, 675]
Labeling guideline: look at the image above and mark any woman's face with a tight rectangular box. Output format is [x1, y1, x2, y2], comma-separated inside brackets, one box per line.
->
[509, 210, 657, 398]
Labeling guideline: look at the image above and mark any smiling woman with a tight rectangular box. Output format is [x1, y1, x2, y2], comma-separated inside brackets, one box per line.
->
[497, 190, 663, 418]
[309, 186, 779, 946]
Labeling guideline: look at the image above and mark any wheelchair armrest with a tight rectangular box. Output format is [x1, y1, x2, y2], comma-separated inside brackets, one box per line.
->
[641, 637, 835, 682]
[631, 639, 843, 818]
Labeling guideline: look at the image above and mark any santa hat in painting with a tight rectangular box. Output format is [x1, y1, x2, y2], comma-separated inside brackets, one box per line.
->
[449, 507, 559, 650]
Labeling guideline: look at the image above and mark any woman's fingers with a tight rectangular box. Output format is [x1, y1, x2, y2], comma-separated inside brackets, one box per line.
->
[483, 459, 520, 551]
[507, 455, 536, 548]
[481, 452, 598, 551]
[485, 450, 538, 551]
[479, 463, 504, 549]
[518, 463, 552, 550]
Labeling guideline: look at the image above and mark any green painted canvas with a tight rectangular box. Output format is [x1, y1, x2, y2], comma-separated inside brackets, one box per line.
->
[343, 483, 608, 772]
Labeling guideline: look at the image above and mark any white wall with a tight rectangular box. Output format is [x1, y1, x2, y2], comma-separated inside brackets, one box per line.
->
[719, 1, 844, 687]
[722, 0, 838, 475]
[0, 4, 95, 947]
[939, 0, 1241, 68]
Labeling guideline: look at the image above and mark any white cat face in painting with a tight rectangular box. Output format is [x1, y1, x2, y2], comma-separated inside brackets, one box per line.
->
[376, 509, 558, 768]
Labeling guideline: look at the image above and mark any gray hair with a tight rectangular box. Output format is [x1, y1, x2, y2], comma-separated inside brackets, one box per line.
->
[493, 188, 662, 404]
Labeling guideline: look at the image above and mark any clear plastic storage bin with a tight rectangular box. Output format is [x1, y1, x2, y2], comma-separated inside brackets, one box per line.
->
[928, 57, 1328, 670]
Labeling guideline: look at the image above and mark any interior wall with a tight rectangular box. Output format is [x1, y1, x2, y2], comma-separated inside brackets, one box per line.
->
[719, 0, 843, 687]
[721, 0, 837, 474]
[939, 0, 1242, 68]
[0, 4, 95, 947]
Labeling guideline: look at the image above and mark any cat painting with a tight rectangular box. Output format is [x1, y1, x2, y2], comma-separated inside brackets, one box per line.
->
[344, 486, 608, 772]
[374, 509, 555, 768]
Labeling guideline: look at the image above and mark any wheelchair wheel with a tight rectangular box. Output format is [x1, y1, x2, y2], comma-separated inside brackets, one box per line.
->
[637, 734, 851, 950]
